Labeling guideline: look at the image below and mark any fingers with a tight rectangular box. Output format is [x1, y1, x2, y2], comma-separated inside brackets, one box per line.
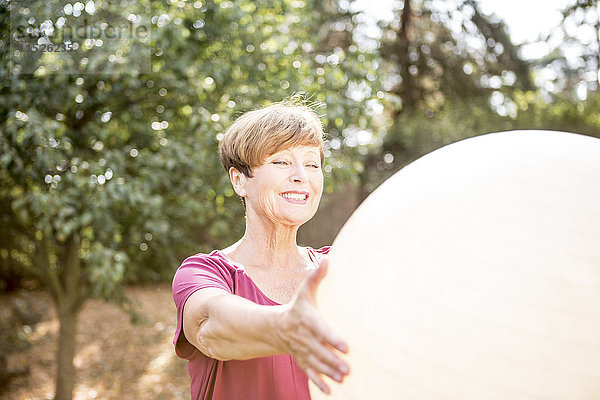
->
[295, 319, 349, 382]
[305, 256, 329, 296]
[284, 256, 350, 391]
[306, 348, 349, 383]
[292, 304, 348, 354]
[283, 315, 349, 383]
[306, 367, 331, 395]
[318, 322, 348, 354]
[306, 299, 348, 354]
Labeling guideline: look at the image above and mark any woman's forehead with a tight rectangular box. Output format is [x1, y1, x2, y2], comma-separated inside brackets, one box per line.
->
[269, 145, 321, 157]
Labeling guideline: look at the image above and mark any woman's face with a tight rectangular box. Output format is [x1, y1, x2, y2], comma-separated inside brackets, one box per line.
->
[242, 145, 324, 227]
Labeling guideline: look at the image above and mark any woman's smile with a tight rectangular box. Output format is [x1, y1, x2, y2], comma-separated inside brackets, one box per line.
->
[237, 145, 323, 226]
[279, 191, 309, 204]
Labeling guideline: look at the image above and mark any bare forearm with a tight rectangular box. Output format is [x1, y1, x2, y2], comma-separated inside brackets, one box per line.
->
[192, 293, 287, 360]
[182, 260, 350, 394]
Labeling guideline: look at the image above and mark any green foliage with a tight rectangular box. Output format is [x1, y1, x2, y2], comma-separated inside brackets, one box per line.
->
[378, 0, 532, 114]
[5, 0, 599, 397]
[357, 0, 538, 195]
[363, 0, 599, 194]
[363, 91, 600, 192]
[510, 91, 600, 136]
[535, 1, 600, 96]
[0, 0, 379, 297]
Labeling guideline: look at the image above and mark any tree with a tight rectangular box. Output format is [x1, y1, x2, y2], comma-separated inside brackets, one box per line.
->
[534, 0, 599, 97]
[379, 0, 532, 114]
[2, 3, 197, 397]
[0, 0, 378, 398]
[359, 0, 535, 195]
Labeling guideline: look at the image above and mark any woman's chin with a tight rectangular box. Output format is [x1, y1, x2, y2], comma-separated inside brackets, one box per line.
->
[275, 212, 315, 228]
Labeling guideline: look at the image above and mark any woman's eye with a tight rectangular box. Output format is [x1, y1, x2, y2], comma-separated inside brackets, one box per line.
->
[272, 160, 288, 165]
[307, 163, 320, 169]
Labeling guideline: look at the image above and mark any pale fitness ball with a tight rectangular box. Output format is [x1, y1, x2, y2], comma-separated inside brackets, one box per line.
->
[313, 130, 600, 399]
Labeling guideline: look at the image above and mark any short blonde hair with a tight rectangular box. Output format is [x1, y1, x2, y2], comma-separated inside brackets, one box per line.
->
[219, 102, 325, 178]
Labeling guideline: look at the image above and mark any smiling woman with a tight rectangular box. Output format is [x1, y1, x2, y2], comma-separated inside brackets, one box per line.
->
[234, 145, 323, 228]
[172, 101, 349, 400]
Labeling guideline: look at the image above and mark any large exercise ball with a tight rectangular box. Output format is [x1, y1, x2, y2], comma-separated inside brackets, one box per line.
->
[312, 130, 600, 399]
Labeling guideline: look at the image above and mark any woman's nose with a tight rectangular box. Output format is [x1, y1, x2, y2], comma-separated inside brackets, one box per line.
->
[290, 164, 308, 183]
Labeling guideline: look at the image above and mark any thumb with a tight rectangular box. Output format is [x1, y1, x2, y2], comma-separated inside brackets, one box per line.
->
[304, 256, 329, 297]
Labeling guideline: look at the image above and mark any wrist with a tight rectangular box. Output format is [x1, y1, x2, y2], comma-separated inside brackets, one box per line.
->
[268, 304, 292, 355]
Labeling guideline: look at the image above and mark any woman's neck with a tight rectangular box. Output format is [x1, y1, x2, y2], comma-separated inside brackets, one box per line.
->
[223, 214, 307, 271]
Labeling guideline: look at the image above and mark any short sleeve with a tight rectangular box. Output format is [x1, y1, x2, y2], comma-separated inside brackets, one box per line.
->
[315, 246, 331, 256]
[308, 246, 331, 263]
[172, 253, 235, 359]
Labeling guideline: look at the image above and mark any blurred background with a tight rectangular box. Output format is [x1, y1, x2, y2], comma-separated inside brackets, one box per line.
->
[1, 0, 599, 398]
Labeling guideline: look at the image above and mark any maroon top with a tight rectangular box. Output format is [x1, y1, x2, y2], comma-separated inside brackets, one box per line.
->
[172, 246, 331, 400]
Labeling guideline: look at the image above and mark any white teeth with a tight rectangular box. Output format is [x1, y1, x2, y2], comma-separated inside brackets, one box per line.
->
[281, 193, 307, 200]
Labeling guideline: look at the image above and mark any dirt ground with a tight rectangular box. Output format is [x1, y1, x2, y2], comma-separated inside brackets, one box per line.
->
[1, 283, 191, 400]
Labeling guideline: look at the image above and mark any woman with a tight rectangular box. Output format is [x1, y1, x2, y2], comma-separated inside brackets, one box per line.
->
[172, 101, 350, 400]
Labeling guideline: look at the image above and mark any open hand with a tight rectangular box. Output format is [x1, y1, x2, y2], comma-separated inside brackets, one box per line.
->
[277, 257, 350, 394]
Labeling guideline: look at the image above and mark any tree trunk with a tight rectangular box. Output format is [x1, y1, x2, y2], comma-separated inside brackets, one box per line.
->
[54, 306, 79, 400]
[53, 234, 84, 400]
[397, 0, 414, 112]
[595, 4, 600, 91]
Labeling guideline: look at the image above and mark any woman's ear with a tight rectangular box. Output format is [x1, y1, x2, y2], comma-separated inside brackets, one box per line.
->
[229, 167, 247, 197]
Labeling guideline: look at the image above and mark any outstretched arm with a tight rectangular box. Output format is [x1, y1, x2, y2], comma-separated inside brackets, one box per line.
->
[182, 257, 349, 394]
